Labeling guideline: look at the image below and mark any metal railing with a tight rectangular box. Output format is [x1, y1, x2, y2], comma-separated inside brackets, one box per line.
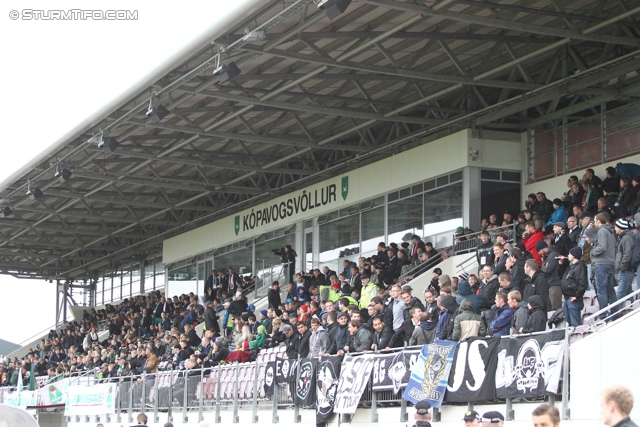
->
[253, 262, 287, 299]
[453, 223, 517, 255]
[398, 247, 451, 284]
[584, 286, 640, 327]
[0, 327, 580, 424]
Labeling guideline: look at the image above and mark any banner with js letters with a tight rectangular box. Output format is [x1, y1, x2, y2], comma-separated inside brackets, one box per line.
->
[403, 340, 458, 408]
[64, 383, 117, 416]
[371, 349, 420, 393]
[495, 330, 565, 399]
[445, 337, 500, 403]
[334, 354, 375, 414]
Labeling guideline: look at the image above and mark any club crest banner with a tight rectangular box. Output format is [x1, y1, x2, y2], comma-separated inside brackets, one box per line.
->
[316, 355, 342, 426]
[334, 354, 375, 414]
[275, 357, 299, 383]
[263, 361, 276, 396]
[371, 349, 420, 393]
[495, 330, 565, 399]
[295, 358, 317, 406]
[402, 340, 458, 407]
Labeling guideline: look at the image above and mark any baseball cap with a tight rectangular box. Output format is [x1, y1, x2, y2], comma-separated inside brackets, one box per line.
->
[481, 411, 505, 423]
[415, 400, 432, 415]
[463, 410, 480, 421]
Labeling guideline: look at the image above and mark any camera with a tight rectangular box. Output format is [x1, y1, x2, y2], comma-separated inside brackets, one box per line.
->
[271, 248, 285, 256]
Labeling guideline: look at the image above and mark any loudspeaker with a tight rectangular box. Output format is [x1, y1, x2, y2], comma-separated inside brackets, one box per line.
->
[324, 0, 351, 19]
[99, 137, 119, 153]
[150, 105, 170, 124]
[218, 62, 241, 84]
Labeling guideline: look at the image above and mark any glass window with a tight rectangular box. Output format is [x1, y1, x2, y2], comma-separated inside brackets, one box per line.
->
[319, 214, 360, 273]
[215, 248, 253, 277]
[361, 206, 384, 257]
[388, 193, 423, 244]
[423, 183, 463, 248]
[305, 232, 313, 273]
[255, 235, 294, 284]
[167, 264, 197, 298]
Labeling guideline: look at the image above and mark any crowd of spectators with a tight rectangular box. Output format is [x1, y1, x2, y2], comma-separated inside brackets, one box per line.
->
[2, 166, 640, 395]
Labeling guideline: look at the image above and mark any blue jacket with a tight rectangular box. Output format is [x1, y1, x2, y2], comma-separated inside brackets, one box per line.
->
[456, 281, 487, 315]
[545, 206, 568, 226]
[180, 310, 197, 332]
[489, 305, 514, 337]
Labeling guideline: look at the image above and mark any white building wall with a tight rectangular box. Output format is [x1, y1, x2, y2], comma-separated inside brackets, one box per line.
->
[163, 130, 523, 265]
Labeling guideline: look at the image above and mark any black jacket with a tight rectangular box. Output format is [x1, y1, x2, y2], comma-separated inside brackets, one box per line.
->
[561, 260, 588, 299]
[523, 270, 549, 312]
[476, 241, 495, 267]
[509, 257, 527, 292]
[373, 325, 394, 350]
[478, 277, 500, 310]
[295, 329, 311, 358]
[326, 323, 349, 354]
[204, 307, 220, 334]
[267, 288, 282, 309]
[541, 247, 562, 288]
[553, 231, 573, 257]
[523, 295, 546, 333]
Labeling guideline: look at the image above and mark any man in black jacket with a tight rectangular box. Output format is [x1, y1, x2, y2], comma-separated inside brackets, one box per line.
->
[523, 259, 550, 312]
[560, 247, 588, 326]
[295, 323, 311, 358]
[538, 241, 563, 311]
[476, 232, 495, 269]
[267, 281, 282, 309]
[371, 316, 393, 351]
[204, 302, 220, 337]
[601, 385, 639, 427]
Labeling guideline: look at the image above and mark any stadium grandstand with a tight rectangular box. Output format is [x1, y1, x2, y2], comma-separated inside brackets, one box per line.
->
[1, 0, 640, 426]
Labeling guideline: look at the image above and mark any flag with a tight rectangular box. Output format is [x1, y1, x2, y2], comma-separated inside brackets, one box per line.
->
[29, 364, 36, 391]
[16, 368, 23, 392]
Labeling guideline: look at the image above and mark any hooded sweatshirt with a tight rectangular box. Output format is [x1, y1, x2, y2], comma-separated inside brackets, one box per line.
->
[436, 295, 458, 340]
[615, 229, 636, 272]
[451, 299, 485, 341]
[523, 295, 546, 333]
[309, 325, 329, 357]
[590, 223, 616, 266]
[455, 281, 487, 315]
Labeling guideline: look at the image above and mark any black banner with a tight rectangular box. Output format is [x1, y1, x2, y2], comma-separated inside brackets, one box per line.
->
[264, 361, 276, 396]
[316, 355, 342, 426]
[295, 358, 317, 406]
[371, 349, 420, 393]
[445, 337, 501, 403]
[275, 357, 299, 383]
[496, 330, 566, 399]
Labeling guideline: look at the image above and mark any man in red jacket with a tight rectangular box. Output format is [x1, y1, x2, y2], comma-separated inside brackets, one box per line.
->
[522, 222, 544, 266]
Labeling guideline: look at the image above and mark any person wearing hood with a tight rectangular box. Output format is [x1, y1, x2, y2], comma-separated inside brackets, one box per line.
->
[614, 219, 636, 301]
[308, 318, 328, 357]
[429, 268, 442, 296]
[438, 274, 452, 291]
[560, 247, 588, 326]
[296, 285, 310, 303]
[523, 259, 549, 312]
[249, 325, 267, 350]
[521, 295, 546, 333]
[409, 311, 436, 345]
[537, 240, 563, 311]
[508, 290, 528, 334]
[488, 292, 513, 337]
[455, 280, 486, 315]
[435, 295, 458, 340]
[451, 299, 485, 341]
[545, 198, 568, 227]
[590, 212, 618, 319]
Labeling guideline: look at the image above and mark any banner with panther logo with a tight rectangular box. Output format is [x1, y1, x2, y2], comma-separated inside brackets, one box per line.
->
[316, 355, 342, 426]
[371, 349, 420, 392]
[334, 354, 375, 414]
[295, 358, 316, 406]
[495, 330, 565, 399]
[402, 340, 458, 407]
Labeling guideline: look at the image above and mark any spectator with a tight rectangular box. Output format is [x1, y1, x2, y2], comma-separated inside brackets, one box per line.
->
[507, 249, 526, 292]
[508, 290, 528, 335]
[492, 243, 509, 275]
[435, 295, 458, 340]
[326, 312, 350, 355]
[347, 319, 372, 353]
[455, 280, 486, 315]
[522, 221, 544, 266]
[614, 219, 636, 301]
[545, 198, 568, 227]
[521, 295, 547, 334]
[532, 404, 560, 427]
[552, 222, 573, 256]
[497, 272, 516, 295]
[308, 318, 328, 357]
[371, 315, 393, 350]
[451, 299, 485, 341]
[578, 211, 595, 284]
[560, 247, 588, 327]
[523, 259, 549, 312]
[387, 284, 406, 332]
[476, 231, 495, 269]
[478, 265, 500, 313]
[596, 197, 614, 219]
[614, 177, 633, 218]
[590, 212, 618, 319]
[537, 241, 563, 311]
[601, 166, 619, 203]
[566, 216, 581, 247]
[488, 292, 513, 337]
[581, 179, 599, 213]
[410, 311, 436, 346]
[295, 323, 311, 358]
[536, 192, 555, 222]
[267, 281, 282, 309]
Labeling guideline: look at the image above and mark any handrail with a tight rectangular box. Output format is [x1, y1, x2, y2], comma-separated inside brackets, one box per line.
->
[398, 247, 450, 282]
[453, 223, 517, 255]
[584, 286, 640, 325]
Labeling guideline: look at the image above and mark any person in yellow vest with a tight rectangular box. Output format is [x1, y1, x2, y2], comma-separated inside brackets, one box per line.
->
[327, 281, 341, 303]
[358, 274, 378, 309]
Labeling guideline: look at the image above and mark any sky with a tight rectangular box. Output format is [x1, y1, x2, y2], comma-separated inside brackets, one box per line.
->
[0, 0, 256, 345]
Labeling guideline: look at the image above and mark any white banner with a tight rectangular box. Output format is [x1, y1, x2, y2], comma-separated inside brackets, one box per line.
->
[38, 378, 69, 406]
[4, 390, 37, 409]
[334, 354, 375, 414]
[64, 383, 117, 416]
